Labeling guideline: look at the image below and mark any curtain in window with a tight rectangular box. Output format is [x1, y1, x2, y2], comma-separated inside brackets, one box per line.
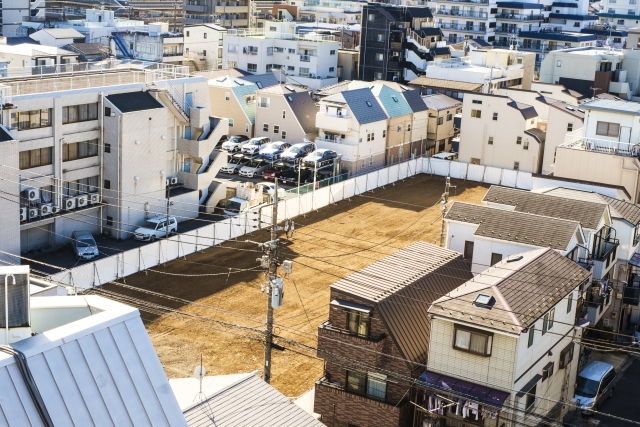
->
[358, 313, 369, 336]
[62, 106, 69, 124]
[41, 147, 52, 165]
[88, 139, 98, 156]
[348, 312, 359, 334]
[455, 330, 471, 350]
[68, 105, 78, 123]
[78, 141, 89, 158]
[88, 104, 98, 120]
[19, 151, 30, 169]
[30, 148, 41, 167]
[88, 176, 98, 192]
[69, 182, 79, 196]
[346, 371, 366, 395]
[29, 110, 40, 129]
[40, 109, 50, 127]
[469, 333, 487, 354]
[79, 104, 89, 122]
[367, 373, 387, 399]
[66, 143, 78, 161]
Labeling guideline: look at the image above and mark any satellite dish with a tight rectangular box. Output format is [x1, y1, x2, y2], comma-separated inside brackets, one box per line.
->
[193, 365, 207, 380]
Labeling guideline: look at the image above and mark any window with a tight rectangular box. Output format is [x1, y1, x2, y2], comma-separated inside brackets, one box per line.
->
[464, 241, 474, 262]
[525, 385, 536, 412]
[369, 156, 373, 166]
[559, 342, 574, 369]
[567, 123, 573, 132]
[329, 67, 335, 72]
[377, 34, 385, 42]
[347, 310, 369, 337]
[106, 215, 113, 226]
[453, 325, 493, 356]
[263, 123, 269, 132]
[330, 50, 336, 55]
[368, 13, 375, 21]
[288, 48, 295, 54]
[514, 161, 520, 171]
[274, 125, 280, 134]
[104, 180, 111, 190]
[361, 158, 366, 168]
[542, 313, 549, 335]
[266, 47, 273, 56]
[472, 100, 482, 104]
[488, 137, 494, 145]
[62, 139, 99, 161]
[490, 253, 502, 265]
[528, 327, 535, 348]
[104, 107, 111, 116]
[557, 60, 562, 67]
[186, 31, 190, 37]
[287, 66, 294, 71]
[245, 124, 249, 132]
[407, 124, 411, 131]
[542, 362, 555, 381]
[471, 110, 481, 118]
[567, 293, 573, 313]
[523, 141, 529, 150]
[19, 147, 53, 170]
[62, 103, 98, 124]
[228, 61, 237, 68]
[437, 117, 443, 125]
[204, 32, 207, 39]
[225, 92, 230, 101]
[259, 97, 270, 108]
[300, 67, 310, 76]
[229, 118, 234, 127]
[596, 121, 620, 137]
[516, 136, 522, 145]
[375, 53, 384, 61]
[346, 370, 367, 395]
[375, 72, 383, 80]
[11, 109, 52, 130]
[548, 308, 555, 330]
[367, 373, 387, 400]
[282, 110, 286, 119]
[447, 113, 452, 121]
[247, 63, 258, 72]
[493, 112, 498, 121]
[281, 130, 286, 139]
[105, 143, 111, 153]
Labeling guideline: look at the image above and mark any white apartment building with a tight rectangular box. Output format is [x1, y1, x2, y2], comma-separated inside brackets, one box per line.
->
[598, 0, 640, 29]
[293, 0, 362, 25]
[0, 43, 78, 72]
[113, 23, 184, 64]
[184, 23, 227, 71]
[423, 49, 535, 94]
[222, 23, 340, 90]
[0, 61, 227, 258]
[2, 0, 44, 37]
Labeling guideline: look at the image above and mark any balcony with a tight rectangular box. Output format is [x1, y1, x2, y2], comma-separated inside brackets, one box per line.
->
[561, 129, 640, 158]
[390, 41, 403, 49]
[495, 27, 520, 35]
[435, 9, 488, 18]
[316, 112, 351, 132]
[185, 4, 206, 12]
[177, 117, 229, 160]
[438, 23, 487, 33]
[566, 245, 593, 272]
[592, 225, 619, 280]
[439, 0, 489, 3]
[496, 13, 544, 21]
[300, 54, 313, 62]
[586, 282, 612, 326]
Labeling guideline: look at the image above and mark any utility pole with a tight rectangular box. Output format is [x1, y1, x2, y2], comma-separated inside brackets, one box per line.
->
[166, 185, 171, 239]
[439, 177, 454, 247]
[263, 178, 279, 384]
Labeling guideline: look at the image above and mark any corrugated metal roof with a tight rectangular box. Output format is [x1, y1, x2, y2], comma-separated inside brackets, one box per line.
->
[341, 88, 388, 124]
[181, 374, 324, 427]
[0, 296, 187, 427]
[40, 28, 85, 39]
[332, 242, 473, 365]
[446, 202, 581, 251]
[430, 248, 591, 332]
[482, 185, 607, 230]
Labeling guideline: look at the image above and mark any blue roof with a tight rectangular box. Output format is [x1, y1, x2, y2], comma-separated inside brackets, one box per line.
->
[549, 13, 598, 20]
[519, 31, 597, 41]
[231, 83, 259, 124]
[581, 28, 628, 36]
[241, 72, 279, 89]
[342, 88, 388, 124]
[373, 84, 413, 118]
[403, 89, 429, 113]
[597, 12, 640, 19]
[496, 2, 543, 9]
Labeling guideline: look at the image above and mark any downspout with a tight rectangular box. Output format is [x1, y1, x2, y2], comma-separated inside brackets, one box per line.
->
[99, 92, 104, 235]
[174, 116, 178, 185]
[118, 114, 123, 240]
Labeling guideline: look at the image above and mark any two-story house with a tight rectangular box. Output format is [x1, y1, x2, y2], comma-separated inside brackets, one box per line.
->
[418, 248, 591, 427]
[208, 76, 260, 137]
[254, 84, 318, 143]
[315, 87, 389, 174]
[458, 93, 546, 173]
[422, 94, 462, 156]
[313, 242, 473, 427]
[183, 23, 227, 71]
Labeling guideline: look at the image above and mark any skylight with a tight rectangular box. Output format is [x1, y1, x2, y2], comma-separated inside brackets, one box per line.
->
[473, 294, 495, 308]
[285, 85, 295, 91]
[566, 106, 575, 111]
[392, 96, 398, 102]
[366, 101, 372, 107]
[287, 96, 293, 102]
[400, 85, 409, 91]
[257, 82, 263, 89]
[234, 79, 244, 86]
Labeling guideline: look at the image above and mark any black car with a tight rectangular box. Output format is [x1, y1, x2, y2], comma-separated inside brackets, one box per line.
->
[281, 167, 312, 186]
[302, 149, 338, 168]
[280, 142, 316, 164]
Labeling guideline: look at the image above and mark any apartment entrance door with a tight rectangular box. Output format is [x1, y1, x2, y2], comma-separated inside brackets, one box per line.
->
[621, 126, 631, 143]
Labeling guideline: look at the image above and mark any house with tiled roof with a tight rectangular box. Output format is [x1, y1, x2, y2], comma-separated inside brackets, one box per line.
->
[208, 76, 259, 137]
[422, 94, 462, 155]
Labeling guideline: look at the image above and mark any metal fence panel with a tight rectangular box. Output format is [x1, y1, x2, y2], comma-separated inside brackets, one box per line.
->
[95, 255, 118, 285]
[483, 167, 503, 185]
[366, 172, 378, 191]
[161, 238, 181, 264]
[467, 164, 485, 182]
[285, 196, 300, 220]
[72, 263, 96, 289]
[197, 224, 215, 248]
[377, 168, 389, 187]
[388, 165, 400, 183]
[429, 158, 451, 176]
[449, 162, 468, 180]
[354, 175, 368, 195]
[247, 210, 262, 233]
[313, 187, 332, 210]
[140, 241, 161, 270]
[215, 218, 233, 242]
[328, 181, 344, 203]
[122, 249, 141, 276]
[501, 169, 518, 188]
[178, 232, 198, 256]
[516, 172, 533, 190]
[343, 178, 356, 199]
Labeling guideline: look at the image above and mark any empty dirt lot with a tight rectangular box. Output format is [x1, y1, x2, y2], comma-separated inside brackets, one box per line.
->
[102, 174, 489, 397]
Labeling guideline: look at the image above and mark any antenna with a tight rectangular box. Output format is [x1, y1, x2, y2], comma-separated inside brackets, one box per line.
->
[193, 354, 207, 403]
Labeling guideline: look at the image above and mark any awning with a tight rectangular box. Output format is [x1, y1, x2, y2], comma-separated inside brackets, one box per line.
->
[418, 371, 510, 408]
[516, 374, 542, 397]
[330, 299, 372, 313]
[629, 252, 640, 267]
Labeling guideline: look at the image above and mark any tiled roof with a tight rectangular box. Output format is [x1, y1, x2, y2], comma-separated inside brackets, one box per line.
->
[422, 94, 462, 111]
[231, 83, 259, 124]
[287, 91, 319, 134]
[525, 128, 546, 144]
[507, 101, 538, 119]
[106, 91, 164, 113]
[341, 88, 388, 124]
[552, 2, 578, 7]
[331, 241, 473, 365]
[429, 248, 591, 332]
[416, 27, 444, 37]
[240, 72, 279, 89]
[482, 185, 607, 229]
[431, 46, 451, 56]
[409, 77, 483, 92]
[403, 89, 429, 113]
[446, 202, 581, 251]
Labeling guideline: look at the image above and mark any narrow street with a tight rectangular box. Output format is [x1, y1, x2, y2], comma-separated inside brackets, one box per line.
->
[593, 356, 640, 426]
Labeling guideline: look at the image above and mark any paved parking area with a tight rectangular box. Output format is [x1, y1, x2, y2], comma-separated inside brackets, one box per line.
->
[592, 356, 640, 426]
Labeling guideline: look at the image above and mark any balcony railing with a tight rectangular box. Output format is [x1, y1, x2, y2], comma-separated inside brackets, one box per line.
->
[227, 28, 336, 42]
[496, 13, 544, 20]
[435, 9, 488, 18]
[300, 54, 312, 62]
[495, 27, 520, 34]
[439, 0, 489, 4]
[562, 129, 640, 157]
[438, 23, 487, 32]
[390, 41, 403, 49]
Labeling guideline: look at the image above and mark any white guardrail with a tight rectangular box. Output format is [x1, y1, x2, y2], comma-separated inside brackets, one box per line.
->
[46, 157, 533, 289]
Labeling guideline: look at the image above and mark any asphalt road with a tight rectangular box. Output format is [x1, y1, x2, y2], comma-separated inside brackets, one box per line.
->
[593, 357, 640, 426]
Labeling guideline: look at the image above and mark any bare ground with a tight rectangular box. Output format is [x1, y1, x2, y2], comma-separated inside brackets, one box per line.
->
[102, 174, 489, 397]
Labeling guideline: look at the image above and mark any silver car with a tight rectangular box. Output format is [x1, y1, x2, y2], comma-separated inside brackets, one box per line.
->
[574, 361, 616, 414]
[71, 230, 99, 260]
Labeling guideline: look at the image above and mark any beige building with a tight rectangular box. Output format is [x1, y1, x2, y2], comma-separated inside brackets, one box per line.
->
[254, 84, 318, 143]
[208, 76, 258, 137]
[422, 94, 461, 155]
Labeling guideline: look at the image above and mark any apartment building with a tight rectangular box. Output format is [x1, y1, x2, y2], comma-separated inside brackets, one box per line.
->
[183, 0, 249, 27]
[2, 0, 44, 37]
[598, 0, 640, 29]
[554, 98, 640, 203]
[0, 62, 227, 258]
[222, 22, 340, 90]
[254, 84, 318, 142]
[313, 242, 473, 427]
[458, 93, 546, 173]
[315, 87, 388, 174]
[0, 43, 78, 71]
[29, 28, 86, 47]
[421, 249, 591, 427]
[41, 9, 146, 43]
[183, 23, 227, 71]
[112, 23, 184, 64]
[274, 0, 362, 25]
[422, 94, 462, 155]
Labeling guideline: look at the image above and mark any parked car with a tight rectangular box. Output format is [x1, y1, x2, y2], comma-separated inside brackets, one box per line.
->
[432, 151, 458, 161]
[219, 153, 249, 174]
[71, 230, 99, 260]
[262, 163, 290, 181]
[241, 137, 271, 156]
[281, 167, 312, 185]
[574, 361, 616, 414]
[259, 141, 291, 161]
[281, 142, 316, 164]
[221, 135, 250, 152]
[134, 216, 177, 242]
[260, 182, 287, 199]
[239, 158, 269, 178]
[302, 149, 337, 168]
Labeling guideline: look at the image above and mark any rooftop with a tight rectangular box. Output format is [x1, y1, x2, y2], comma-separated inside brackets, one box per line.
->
[519, 31, 596, 41]
[225, 28, 338, 43]
[106, 91, 164, 113]
[33, 28, 85, 39]
[422, 94, 462, 111]
[409, 77, 483, 92]
[334, 88, 388, 124]
[580, 98, 640, 115]
[542, 187, 640, 225]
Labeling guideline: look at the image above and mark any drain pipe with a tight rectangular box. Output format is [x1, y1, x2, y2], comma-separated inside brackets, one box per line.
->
[99, 92, 105, 235]
[4, 273, 15, 345]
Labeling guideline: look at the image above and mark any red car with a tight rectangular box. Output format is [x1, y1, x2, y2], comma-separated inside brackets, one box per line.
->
[262, 164, 290, 181]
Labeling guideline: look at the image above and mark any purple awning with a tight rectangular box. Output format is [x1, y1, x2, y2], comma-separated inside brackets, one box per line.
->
[418, 370, 510, 408]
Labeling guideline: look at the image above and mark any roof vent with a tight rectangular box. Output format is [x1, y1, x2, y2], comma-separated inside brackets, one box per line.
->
[506, 255, 524, 263]
[566, 106, 575, 111]
[474, 294, 496, 308]
[285, 85, 295, 91]
[366, 101, 372, 107]
[392, 96, 398, 102]
[287, 96, 293, 102]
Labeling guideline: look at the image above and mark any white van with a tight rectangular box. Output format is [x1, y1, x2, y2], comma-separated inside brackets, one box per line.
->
[432, 152, 458, 161]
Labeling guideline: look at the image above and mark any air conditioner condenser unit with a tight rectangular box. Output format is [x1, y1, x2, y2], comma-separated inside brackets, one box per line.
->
[28, 208, 39, 220]
[170, 177, 178, 185]
[22, 187, 39, 202]
[19, 207, 27, 222]
[39, 203, 52, 216]
[51, 205, 61, 214]
[76, 194, 89, 208]
[63, 197, 76, 211]
[89, 193, 100, 204]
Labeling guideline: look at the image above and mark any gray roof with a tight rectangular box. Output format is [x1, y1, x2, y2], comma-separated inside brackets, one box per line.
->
[315, 80, 352, 97]
[40, 28, 85, 39]
[483, 185, 607, 229]
[341, 88, 388, 124]
[507, 100, 538, 119]
[331, 241, 473, 365]
[422, 94, 462, 111]
[430, 248, 591, 333]
[287, 91, 319, 134]
[403, 89, 429, 113]
[525, 128, 546, 144]
[181, 374, 323, 427]
[580, 98, 640, 115]
[241, 72, 279, 89]
[544, 97, 585, 120]
[64, 42, 109, 56]
[446, 202, 581, 251]
[106, 91, 164, 113]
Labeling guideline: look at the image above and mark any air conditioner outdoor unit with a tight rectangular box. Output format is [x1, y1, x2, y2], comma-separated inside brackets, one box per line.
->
[76, 194, 89, 208]
[19, 207, 27, 222]
[39, 203, 52, 216]
[63, 197, 76, 211]
[170, 177, 178, 185]
[28, 208, 39, 220]
[89, 193, 100, 204]
[51, 205, 61, 214]
[22, 187, 39, 202]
